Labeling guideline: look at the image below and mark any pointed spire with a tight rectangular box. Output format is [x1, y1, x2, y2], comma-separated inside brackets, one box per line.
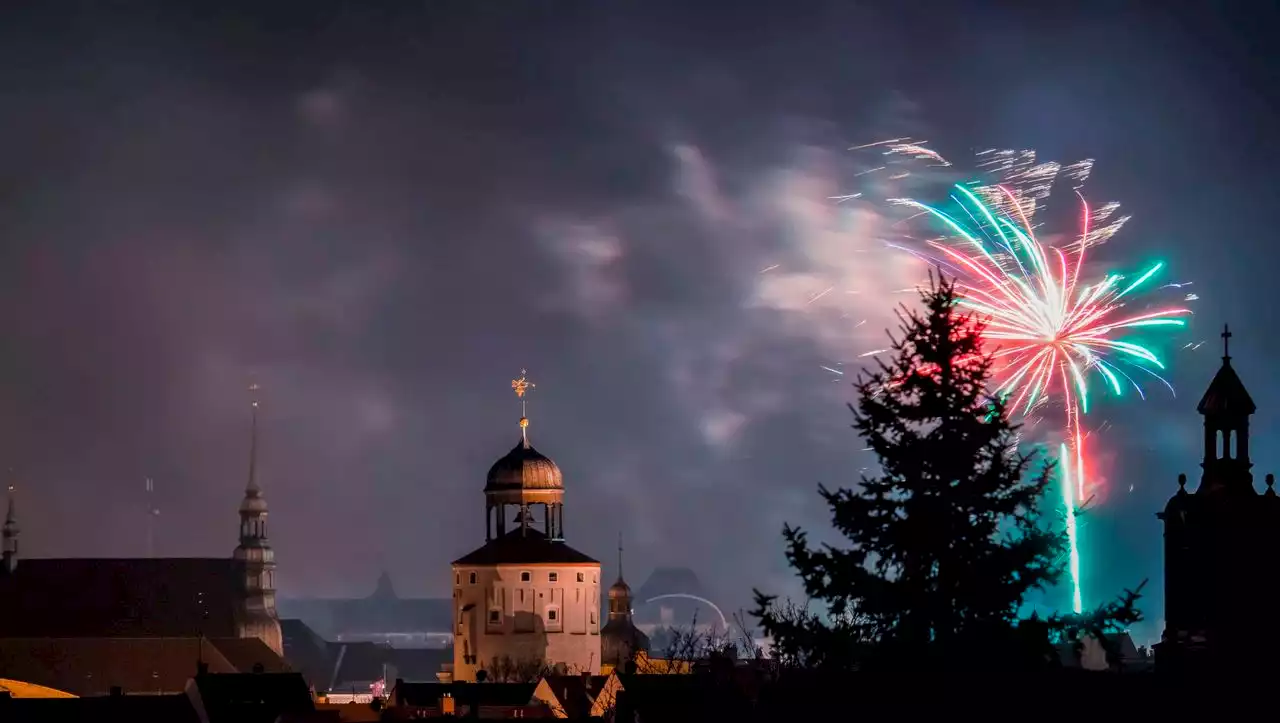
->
[1197, 324, 1256, 418]
[3, 483, 18, 573]
[617, 532, 625, 583]
[511, 369, 535, 447]
[247, 381, 261, 494]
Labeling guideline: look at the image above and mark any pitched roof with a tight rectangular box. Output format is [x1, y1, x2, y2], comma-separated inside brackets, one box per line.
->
[0, 637, 237, 696]
[280, 619, 334, 690]
[452, 528, 598, 566]
[0, 692, 202, 723]
[209, 637, 291, 675]
[0, 558, 244, 639]
[1197, 361, 1257, 417]
[534, 675, 609, 718]
[393, 681, 538, 708]
[192, 671, 315, 723]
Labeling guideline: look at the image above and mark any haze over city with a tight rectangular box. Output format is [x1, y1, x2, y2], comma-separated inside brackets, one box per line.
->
[2, 1, 1277, 652]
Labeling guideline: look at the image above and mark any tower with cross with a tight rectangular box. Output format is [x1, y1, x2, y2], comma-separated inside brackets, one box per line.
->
[449, 370, 603, 681]
[1156, 324, 1280, 672]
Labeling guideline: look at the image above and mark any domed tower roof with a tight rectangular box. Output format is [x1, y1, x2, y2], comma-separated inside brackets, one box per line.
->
[609, 577, 632, 598]
[485, 438, 564, 492]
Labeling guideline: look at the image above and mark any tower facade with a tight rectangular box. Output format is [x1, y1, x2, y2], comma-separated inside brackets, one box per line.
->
[451, 371, 601, 681]
[2, 486, 17, 574]
[601, 536, 649, 669]
[1156, 326, 1280, 672]
[233, 383, 283, 656]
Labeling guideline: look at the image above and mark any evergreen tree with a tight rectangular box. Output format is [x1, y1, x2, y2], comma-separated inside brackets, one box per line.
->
[754, 274, 1140, 671]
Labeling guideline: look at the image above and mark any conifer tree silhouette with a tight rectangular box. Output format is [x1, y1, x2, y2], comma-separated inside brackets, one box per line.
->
[754, 274, 1141, 671]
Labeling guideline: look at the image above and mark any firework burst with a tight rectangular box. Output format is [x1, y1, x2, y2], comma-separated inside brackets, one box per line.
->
[860, 144, 1192, 613]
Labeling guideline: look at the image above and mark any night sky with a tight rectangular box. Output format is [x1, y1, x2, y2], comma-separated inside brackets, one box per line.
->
[2, 1, 1277, 645]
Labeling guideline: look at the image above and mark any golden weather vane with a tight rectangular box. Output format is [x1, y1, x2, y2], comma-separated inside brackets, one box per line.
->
[512, 369, 536, 440]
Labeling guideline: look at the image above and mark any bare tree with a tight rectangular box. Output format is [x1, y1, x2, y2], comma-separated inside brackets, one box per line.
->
[484, 655, 579, 683]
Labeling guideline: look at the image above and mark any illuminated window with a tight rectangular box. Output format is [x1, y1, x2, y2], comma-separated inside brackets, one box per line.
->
[548, 572, 558, 583]
[469, 572, 477, 585]
[520, 571, 531, 583]
[576, 572, 584, 583]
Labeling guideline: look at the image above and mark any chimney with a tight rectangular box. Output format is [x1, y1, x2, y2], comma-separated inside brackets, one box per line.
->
[581, 670, 592, 692]
[615, 690, 631, 722]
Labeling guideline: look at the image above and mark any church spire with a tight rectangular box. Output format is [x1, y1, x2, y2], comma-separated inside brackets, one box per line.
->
[617, 532, 625, 584]
[2, 483, 17, 574]
[1196, 324, 1257, 491]
[247, 382, 261, 494]
[238, 381, 269, 545]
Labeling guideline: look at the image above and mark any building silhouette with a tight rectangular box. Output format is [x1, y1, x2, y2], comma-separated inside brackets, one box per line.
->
[0, 386, 283, 657]
[1156, 325, 1280, 672]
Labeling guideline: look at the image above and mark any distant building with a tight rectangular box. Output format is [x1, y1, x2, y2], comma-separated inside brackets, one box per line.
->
[632, 567, 726, 635]
[450, 371, 602, 681]
[277, 571, 452, 648]
[0, 387, 283, 658]
[1156, 326, 1280, 672]
[601, 540, 650, 669]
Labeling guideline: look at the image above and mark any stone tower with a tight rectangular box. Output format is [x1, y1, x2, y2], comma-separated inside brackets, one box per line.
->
[1156, 325, 1280, 672]
[233, 382, 282, 656]
[451, 370, 601, 681]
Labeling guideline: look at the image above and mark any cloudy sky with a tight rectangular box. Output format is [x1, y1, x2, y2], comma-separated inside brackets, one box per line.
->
[2, 1, 1277, 644]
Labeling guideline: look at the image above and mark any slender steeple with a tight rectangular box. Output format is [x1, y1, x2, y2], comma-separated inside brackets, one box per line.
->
[233, 380, 281, 655]
[608, 534, 632, 621]
[247, 382, 261, 494]
[1196, 325, 1257, 492]
[2, 484, 18, 573]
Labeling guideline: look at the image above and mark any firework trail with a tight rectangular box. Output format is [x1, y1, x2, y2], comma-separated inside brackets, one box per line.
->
[856, 142, 1191, 614]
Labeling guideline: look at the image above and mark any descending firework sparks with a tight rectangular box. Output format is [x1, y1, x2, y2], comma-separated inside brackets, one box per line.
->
[866, 145, 1191, 614]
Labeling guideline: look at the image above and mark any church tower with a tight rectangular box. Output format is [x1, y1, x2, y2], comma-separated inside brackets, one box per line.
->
[1156, 326, 1280, 672]
[451, 370, 602, 681]
[601, 535, 649, 669]
[233, 382, 283, 656]
[2, 485, 17, 574]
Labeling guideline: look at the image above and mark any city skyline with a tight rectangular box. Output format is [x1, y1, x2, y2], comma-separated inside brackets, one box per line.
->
[1, 1, 1277, 651]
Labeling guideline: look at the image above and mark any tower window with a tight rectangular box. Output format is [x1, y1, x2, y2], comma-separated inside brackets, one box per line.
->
[590, 611, 596, 625]
[576, 572, 584, 583]
[520, 571, 531, 583]
[469, 572, 477, 585]
[548, 572, 558, 583]
[488, 609, 501, 624]
[547, 608, 558, 621]
[455, 573, 460, 585]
